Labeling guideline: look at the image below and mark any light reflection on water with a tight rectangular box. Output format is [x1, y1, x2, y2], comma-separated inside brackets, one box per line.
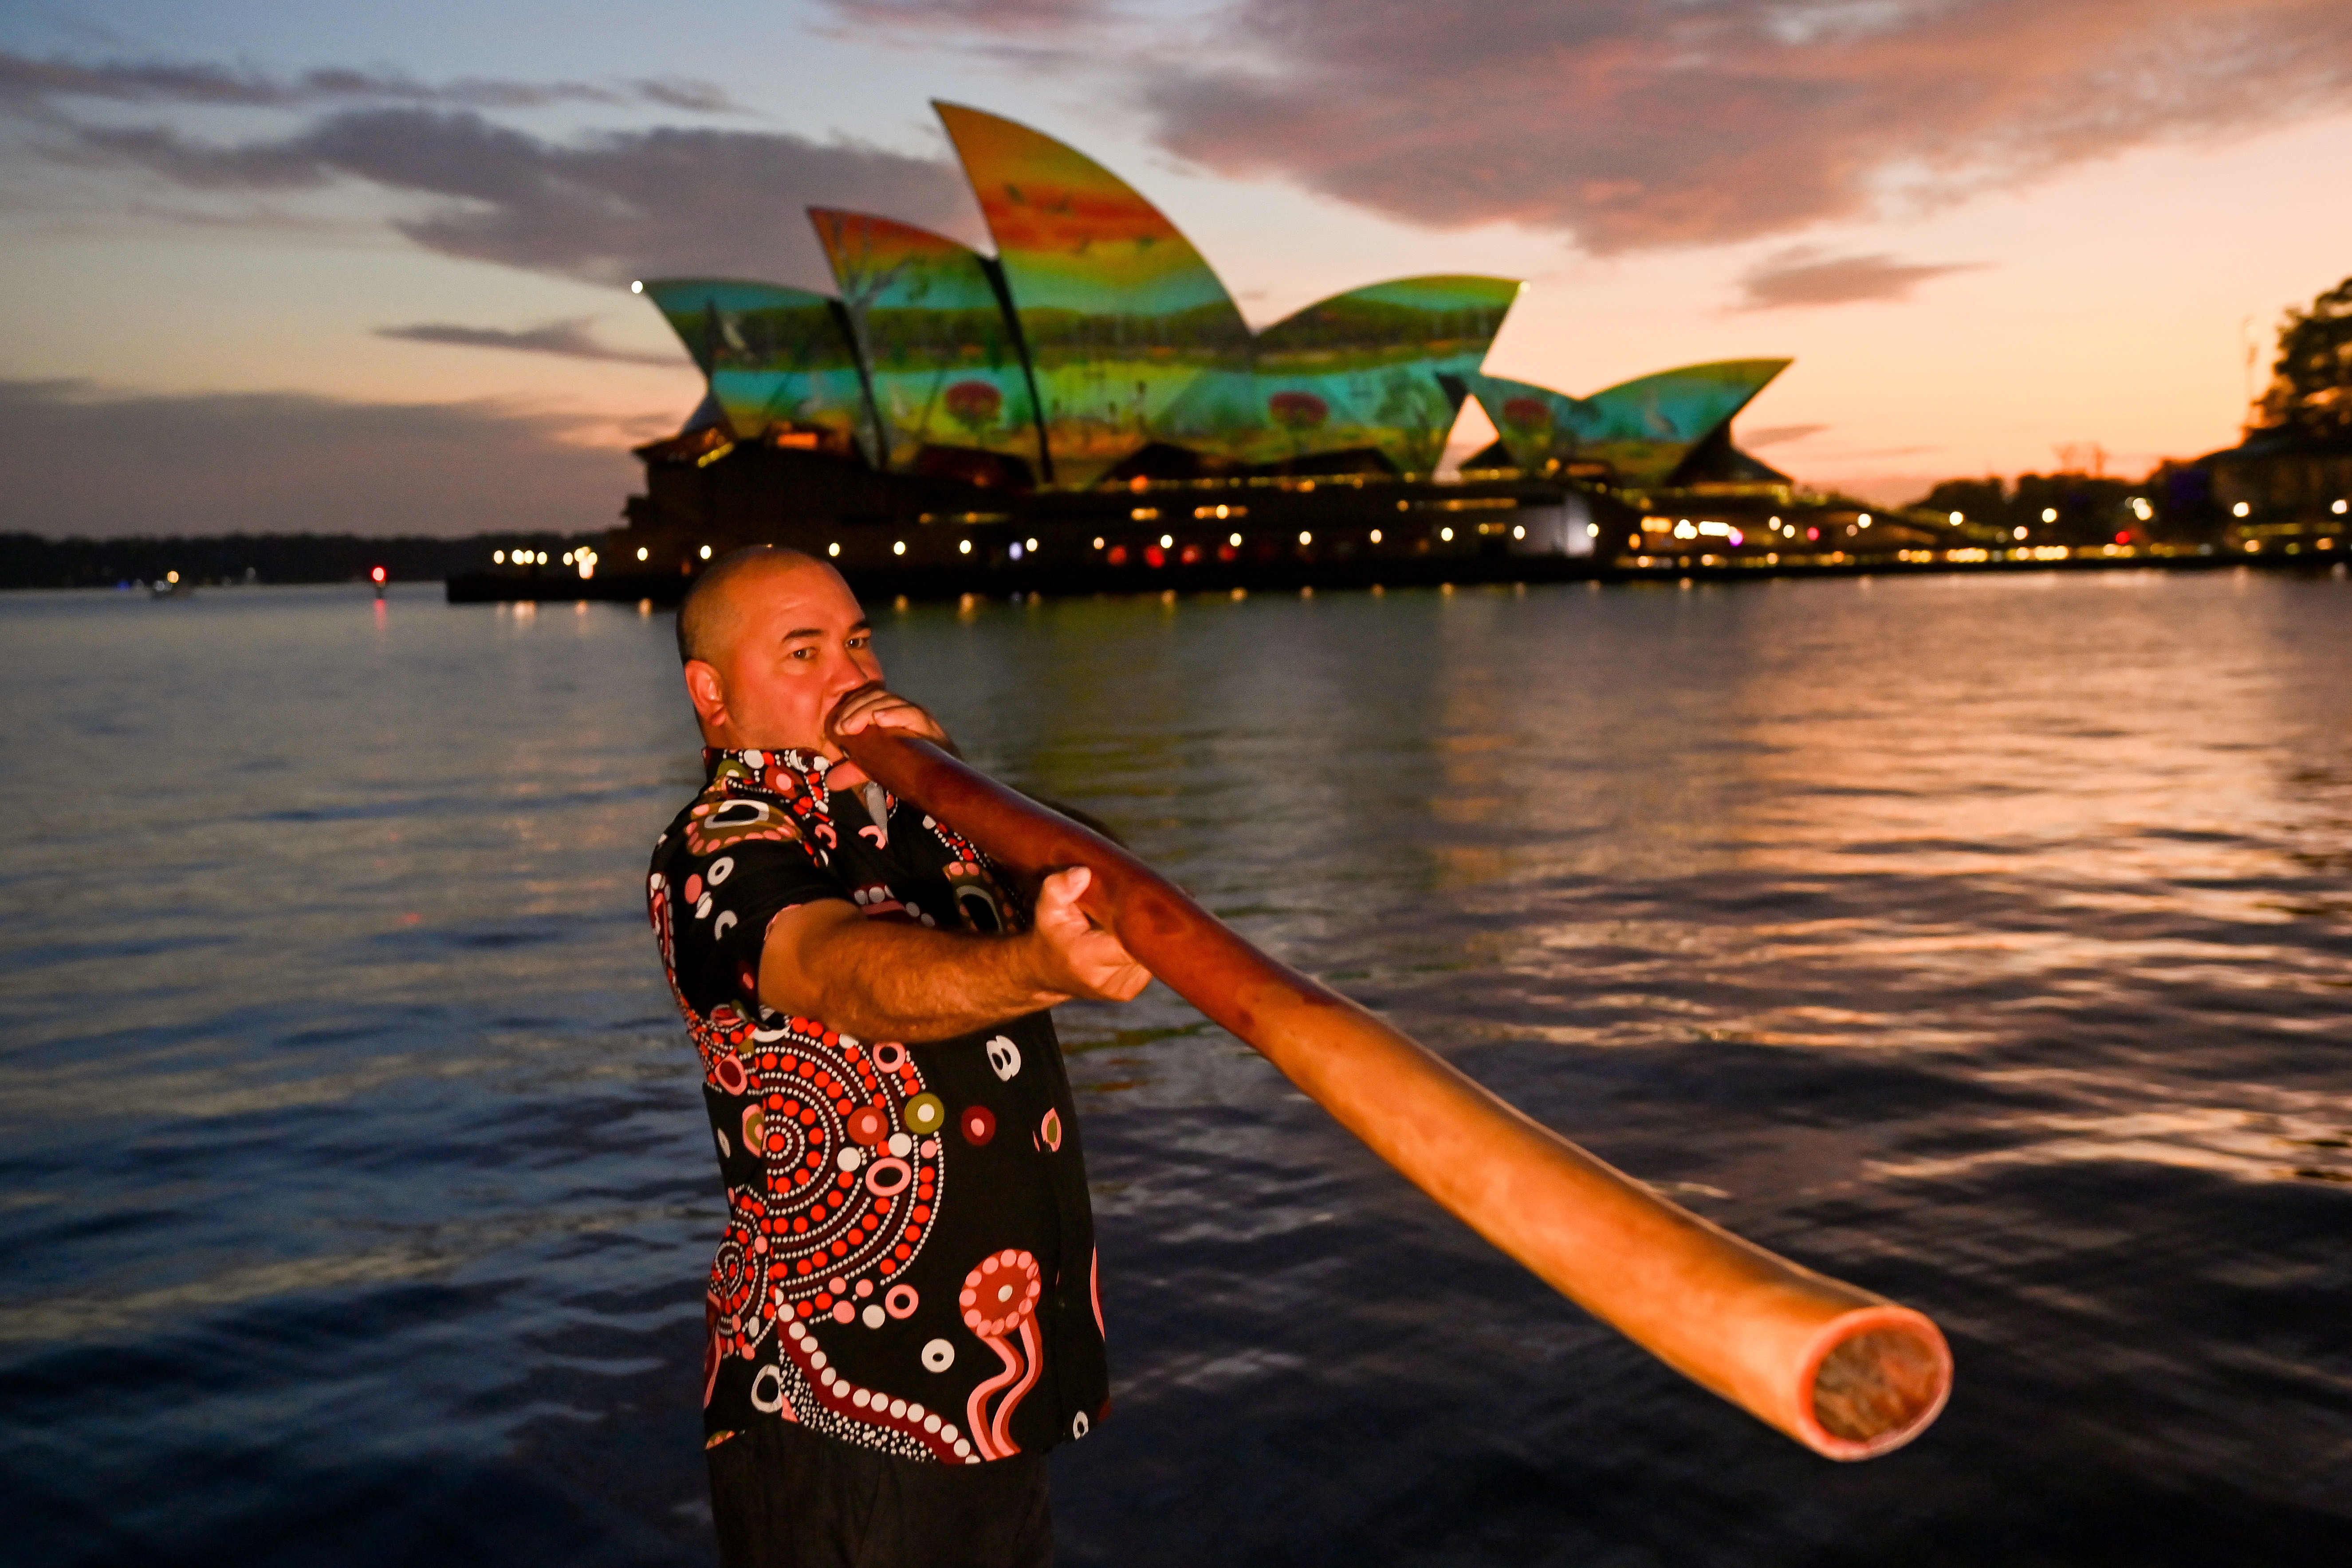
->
[1, 570, 2348, 1565]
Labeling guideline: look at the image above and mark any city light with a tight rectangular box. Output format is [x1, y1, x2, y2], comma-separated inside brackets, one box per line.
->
[2041, 508, 2057, 523]
[1298, 531, 1312, 546]
[828, 542, 841, 557]
[2335, 499, 2348, 514]
[165, 571, 179, 584]
[2233, 502, 2251, 517]
[2130, 498, 2154, 522]
[577, 549, 596, 580]
[1229, 533, 1242, 546]
[371, 566, 386, 584]
[1949, 511, 1964, 525]
[893, 541, 906, 555]
[1159, 534, 1173, 548]
[699, 544, 713, 559]
[1858, 513, 1872, 527]
[630, 280, 644, 294]
[1586, 523, 1599, 537]
[2014, 526, 2029, 539]
[1440, 527, 1454, 542]
[562, 551, 574, 566]
[1092, 537, 1105, 549]
[493, 550, 504, 563]
[1026, 538, 1039, 551]
[959, 539, 972, 554]
[637, 546, 649, 561]
[1512, 525, 1525, 539]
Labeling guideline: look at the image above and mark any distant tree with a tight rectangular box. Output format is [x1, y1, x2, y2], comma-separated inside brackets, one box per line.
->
[2257, 273, 2352, 436]
[1917, 477, 2004, 524]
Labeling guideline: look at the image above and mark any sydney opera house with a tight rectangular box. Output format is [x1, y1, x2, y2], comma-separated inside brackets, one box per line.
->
[612, 103, 1795, 579]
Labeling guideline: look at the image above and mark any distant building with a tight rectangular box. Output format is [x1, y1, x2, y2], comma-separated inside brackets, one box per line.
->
[617, 104, 1791, 571]
[2202, 425, 2352, 519]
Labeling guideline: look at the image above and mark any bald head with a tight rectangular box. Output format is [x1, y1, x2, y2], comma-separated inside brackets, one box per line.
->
[676, 546, 829, 667]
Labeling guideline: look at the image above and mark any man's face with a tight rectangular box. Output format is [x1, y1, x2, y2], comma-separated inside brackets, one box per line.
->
[691, 562, 881, 754]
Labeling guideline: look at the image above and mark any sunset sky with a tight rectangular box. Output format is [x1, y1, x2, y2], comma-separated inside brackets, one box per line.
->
[4, 0, 2350, 534]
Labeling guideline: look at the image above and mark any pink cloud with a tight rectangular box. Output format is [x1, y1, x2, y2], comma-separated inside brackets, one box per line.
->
[1141, 0, 2352, 250]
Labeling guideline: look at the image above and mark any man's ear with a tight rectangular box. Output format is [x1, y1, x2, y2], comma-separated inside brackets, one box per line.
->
[684, 658, 729, 732]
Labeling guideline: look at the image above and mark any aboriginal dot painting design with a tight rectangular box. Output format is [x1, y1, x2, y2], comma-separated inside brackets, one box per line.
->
[961, 1249, 1045, 1459]
[649, 746, 1108, 1464]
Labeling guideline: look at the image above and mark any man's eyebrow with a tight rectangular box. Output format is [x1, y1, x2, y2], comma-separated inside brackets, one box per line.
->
[780, 626, 825, 641]
[847, 620, 872, 636]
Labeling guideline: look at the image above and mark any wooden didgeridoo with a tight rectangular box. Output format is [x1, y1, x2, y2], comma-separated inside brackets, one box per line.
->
[831, 720, 1954, 1460]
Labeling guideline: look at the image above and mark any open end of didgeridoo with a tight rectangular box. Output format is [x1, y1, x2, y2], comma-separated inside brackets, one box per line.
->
[1795, 1307, 1953, 1460]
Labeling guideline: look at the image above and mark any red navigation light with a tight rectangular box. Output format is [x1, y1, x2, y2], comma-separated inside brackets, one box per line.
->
[370, 566, 387, 583]
[2115, 531, 2130, 545]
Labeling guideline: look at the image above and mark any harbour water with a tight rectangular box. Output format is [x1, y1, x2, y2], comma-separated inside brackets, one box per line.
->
[2, 570, 2348, 1564]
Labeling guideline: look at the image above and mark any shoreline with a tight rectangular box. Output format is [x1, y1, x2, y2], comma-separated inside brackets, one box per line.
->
[445, 543, 2348, 607]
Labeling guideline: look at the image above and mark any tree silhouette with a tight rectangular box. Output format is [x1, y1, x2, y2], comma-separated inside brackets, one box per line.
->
[2258, 274, 2352, 436]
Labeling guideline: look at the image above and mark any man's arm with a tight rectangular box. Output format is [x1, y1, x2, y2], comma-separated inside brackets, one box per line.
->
[757, 866, 1148, 1042]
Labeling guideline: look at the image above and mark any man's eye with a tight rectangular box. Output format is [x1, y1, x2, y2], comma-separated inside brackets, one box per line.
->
[846, 636, 869, 650]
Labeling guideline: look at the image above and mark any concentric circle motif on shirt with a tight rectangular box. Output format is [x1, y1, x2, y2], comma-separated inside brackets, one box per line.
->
[704, 1012, 943, 1365]
[960, 1249, 1042, 1339]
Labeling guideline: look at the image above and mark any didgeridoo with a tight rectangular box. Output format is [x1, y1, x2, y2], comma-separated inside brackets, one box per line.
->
[831, 717, 1953, 1460]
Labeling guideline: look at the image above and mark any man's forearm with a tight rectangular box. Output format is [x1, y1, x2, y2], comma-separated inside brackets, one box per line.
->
[763, 908, 1065, 1043]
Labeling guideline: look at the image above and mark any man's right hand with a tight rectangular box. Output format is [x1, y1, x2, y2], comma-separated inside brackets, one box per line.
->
[1026, 867, 1150, 1002]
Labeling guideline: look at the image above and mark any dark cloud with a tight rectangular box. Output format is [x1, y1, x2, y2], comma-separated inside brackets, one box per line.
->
[1736, 249, 1982, 310]
[0, 380, 643, 538]
[0, 49, 748, 113]
[1142, 0, 2352, 251]
[1740, 423, 1829, 448]
[376, 318, 679, 365]
[58, 109, 979, 286]
[819, 0, 1108, 31]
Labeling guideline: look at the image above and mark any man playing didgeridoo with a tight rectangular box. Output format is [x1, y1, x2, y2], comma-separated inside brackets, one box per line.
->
[645, 547, 1148, 1568]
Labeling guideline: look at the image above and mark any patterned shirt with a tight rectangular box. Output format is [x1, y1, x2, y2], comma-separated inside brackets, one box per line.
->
[647, 746, 1109, 1465]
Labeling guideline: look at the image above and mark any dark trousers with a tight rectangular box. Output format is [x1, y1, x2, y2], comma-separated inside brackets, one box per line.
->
[707, 1419, 1054, 1568]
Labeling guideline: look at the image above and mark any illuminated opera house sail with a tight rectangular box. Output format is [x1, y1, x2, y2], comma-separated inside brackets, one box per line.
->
[633, 104, 1785, 502]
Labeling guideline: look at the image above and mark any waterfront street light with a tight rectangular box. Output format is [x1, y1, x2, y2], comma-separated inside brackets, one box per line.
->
[2232, 502, 2252, 518]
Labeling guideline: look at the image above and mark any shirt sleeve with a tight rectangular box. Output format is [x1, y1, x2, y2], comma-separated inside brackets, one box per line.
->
[668, 835, 848, 1014]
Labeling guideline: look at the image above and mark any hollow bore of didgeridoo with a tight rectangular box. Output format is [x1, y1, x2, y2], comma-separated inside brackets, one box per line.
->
[830, 715, 1953, 1459]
